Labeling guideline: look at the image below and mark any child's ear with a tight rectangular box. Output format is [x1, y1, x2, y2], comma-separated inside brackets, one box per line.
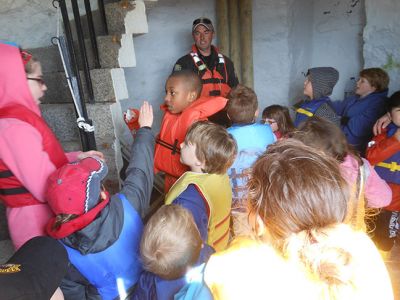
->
[254, 108, 259, 119]
[188, 91, 197, 103]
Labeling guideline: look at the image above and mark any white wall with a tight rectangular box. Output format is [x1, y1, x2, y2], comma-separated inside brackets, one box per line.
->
[364, 0, 400, 95]
[252, 0, 292, 110]
[311, 0, 365, 100]
[0, 0, 97, 49]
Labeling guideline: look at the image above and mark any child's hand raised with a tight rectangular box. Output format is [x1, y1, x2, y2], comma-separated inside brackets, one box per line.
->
[139, 101, 153, 128]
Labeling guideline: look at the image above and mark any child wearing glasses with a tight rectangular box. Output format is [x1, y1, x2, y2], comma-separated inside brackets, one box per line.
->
[261, 104, 295, 140]
[0, 41, 102, 249]
[226, 85, 275, 235]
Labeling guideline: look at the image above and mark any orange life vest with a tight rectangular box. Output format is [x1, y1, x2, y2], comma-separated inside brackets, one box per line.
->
[190, 45, 231, 98]
[154, 96, 228, 179]
[0, 104, 68, 207]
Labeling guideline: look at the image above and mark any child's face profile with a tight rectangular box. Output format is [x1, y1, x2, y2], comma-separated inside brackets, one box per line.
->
[164, 77, 195, 114]
[390, 107, 400, 127]
[355, 76, 376, 98]
[27, 62, 47, 105]
[264, 118, 278, 132]
[303, 76, 313, 99]
[180, 140, 202, 171]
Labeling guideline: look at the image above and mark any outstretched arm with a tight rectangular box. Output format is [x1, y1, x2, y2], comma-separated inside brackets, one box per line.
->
[120, 102, 155, 218]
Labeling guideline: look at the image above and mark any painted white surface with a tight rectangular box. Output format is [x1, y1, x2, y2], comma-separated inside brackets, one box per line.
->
[364, 0, 400, 95]
[125, 0, 148, 35]
[0, 0, 98, 48]
[119, 33, 136, 67]
[311, 0, 365, 100]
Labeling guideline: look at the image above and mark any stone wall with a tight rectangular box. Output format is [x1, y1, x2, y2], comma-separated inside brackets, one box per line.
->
[364, 0, 400, 95]
[0, 0, 98, 49]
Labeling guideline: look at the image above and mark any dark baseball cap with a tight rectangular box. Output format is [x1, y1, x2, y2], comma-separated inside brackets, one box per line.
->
[192, 17, 214, 32]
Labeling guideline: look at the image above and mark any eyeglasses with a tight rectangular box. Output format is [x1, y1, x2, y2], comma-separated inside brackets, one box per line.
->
[27, 77, 45, 86]
[263, 119, 276, 125]
[193, 18, 212, 26]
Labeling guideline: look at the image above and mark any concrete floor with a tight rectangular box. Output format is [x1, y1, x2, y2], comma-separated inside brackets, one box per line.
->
[386, 242, 400, 300]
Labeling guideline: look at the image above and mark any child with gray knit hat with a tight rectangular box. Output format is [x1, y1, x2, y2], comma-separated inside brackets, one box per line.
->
[294, 67, 340, 127]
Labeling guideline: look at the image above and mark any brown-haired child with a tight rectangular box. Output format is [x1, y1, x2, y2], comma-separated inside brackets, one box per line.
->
[165, 121, 237, 252]
[292, 116, 391, 231]
[261, 104, 295, 139]
[154, 70, 228, 192]
[205, 139, 392, 300]
[225, 85, 275, 233]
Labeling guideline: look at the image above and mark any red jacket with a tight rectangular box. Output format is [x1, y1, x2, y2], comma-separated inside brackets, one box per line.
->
[155, 96, 228, 179]
[0, 104, 68, 207]
[366, 128, 400, 211]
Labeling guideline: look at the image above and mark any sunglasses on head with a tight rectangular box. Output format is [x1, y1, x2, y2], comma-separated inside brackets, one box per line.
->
[193, 18, 212, 26]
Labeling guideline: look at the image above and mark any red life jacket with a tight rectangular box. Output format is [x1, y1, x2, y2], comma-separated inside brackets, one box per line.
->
[0, 104, 68, 207]
[190, 45, 231, 98]
[154, 96, 228, 179]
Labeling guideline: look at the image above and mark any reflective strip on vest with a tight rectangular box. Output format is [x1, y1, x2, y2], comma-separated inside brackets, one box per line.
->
[296, 107, 314, 117]
[376, 161, 400, 172]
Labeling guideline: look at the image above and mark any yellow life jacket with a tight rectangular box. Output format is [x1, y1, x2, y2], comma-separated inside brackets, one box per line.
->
[165, 172, 232, 251]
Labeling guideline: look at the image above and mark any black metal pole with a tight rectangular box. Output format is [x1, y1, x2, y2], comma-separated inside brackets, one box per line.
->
[98, 0, 109, 35]
[71, 0, 95, 104]
[84, 0, 101, 69]
[58, 0, 96, 151]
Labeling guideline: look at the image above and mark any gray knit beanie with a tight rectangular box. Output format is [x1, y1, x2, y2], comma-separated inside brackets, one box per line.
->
[307, 67, 339, 100]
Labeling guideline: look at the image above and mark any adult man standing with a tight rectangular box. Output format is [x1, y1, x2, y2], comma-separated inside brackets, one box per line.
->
[173, 17, 238, 98]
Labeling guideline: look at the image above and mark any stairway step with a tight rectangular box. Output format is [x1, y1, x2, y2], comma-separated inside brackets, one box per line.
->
[29, 35, 121, 73]
[0, 240, 14, 264]
[41, 68, 115, 104]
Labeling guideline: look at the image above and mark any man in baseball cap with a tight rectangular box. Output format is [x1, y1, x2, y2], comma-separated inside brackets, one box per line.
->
[173, 17, 238, 126]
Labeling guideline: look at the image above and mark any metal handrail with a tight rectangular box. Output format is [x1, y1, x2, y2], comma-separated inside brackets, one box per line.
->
[55, 0, 102, 151]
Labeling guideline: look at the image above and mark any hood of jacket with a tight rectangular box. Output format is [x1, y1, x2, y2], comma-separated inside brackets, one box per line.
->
[0, 42, 41, 116]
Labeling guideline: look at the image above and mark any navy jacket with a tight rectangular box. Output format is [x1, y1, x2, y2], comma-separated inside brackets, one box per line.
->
[332, 90, 388, 154]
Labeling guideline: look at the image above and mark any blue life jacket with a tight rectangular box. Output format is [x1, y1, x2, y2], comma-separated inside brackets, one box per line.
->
[375, 124, 400, 184]
[227, 123, 275, 208]
[65, 194, 143, 300]
[294, 97, 330, 127]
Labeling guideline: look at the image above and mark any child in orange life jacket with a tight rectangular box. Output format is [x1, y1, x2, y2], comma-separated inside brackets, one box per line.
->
[154, 70, 228, 192]
[366, 91, 400, 257]
[164, 121, 237, 252]
[261, 104, 295, 140]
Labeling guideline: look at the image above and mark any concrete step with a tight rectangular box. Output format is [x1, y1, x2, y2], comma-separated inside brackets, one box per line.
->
[106, 0, 149, 36]
[41, 68, 115, 104]
[41, 102, 121, 191]
[0, 203, 9, 241]
[29, 35, 121, 73]
[0, 240, 14, 264]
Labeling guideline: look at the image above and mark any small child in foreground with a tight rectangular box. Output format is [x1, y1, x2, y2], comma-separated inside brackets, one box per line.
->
[261, 104, 295, 140]
[154, 70, 228, 192]
[132, 205, 214, 300]
[165, 121, 237, 252]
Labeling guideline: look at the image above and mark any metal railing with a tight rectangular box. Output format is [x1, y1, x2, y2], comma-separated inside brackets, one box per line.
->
[52, 0, 108, 151]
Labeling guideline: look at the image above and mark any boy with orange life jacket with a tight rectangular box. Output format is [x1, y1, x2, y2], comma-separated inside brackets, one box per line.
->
[154, 70, 228, 192]
[367, 91, 400, 257]
[165, 121, 237, 252]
